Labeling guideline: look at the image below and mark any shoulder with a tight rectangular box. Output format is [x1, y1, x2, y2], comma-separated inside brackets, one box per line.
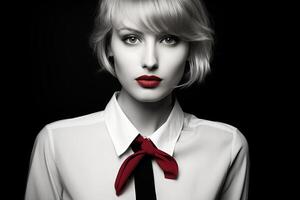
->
[33, 110, 108, 156]
[46, 110, 105, 130]
[36, 110, 106, 142]
[182, 113, 248, 151]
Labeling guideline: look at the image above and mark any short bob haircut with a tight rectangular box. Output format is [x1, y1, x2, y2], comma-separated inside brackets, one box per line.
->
[90, 0, 214, 88]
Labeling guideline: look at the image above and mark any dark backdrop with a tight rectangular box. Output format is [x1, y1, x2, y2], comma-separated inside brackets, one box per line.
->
[6, 0, 292, 199]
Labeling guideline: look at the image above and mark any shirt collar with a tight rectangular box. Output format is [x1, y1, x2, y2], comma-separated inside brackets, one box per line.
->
[104, 91, 184, 157]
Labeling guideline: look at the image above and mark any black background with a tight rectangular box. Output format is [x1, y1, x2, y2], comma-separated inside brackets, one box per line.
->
[5, 0, 293, 199]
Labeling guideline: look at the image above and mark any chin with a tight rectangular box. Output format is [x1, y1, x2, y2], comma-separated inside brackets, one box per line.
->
[132, 89, 171, 103]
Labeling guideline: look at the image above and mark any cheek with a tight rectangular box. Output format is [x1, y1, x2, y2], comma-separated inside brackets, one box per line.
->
[110, 34, 140, 76]
[113, 49, 140, 78]
[160, 47, 188, 78]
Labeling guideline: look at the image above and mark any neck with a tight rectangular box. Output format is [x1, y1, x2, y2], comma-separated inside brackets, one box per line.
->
[117, 88, 174, 137]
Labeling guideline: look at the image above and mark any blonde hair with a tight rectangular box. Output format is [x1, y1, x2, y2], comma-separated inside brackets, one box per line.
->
[90, 0, 214, 88]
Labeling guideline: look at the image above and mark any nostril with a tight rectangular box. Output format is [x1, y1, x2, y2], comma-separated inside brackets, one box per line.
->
[142, 63, 158, 70]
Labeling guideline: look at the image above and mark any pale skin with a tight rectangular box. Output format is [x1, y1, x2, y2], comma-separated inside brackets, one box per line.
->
[108, 19, 189, 137]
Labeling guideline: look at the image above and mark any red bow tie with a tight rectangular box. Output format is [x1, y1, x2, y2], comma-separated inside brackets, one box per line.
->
[114, 134, 178, 195]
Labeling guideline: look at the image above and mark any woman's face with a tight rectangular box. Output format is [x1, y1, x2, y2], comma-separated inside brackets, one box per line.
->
[109, 19, 189, 103]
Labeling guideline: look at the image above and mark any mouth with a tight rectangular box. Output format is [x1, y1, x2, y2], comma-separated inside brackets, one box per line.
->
[135, 75, 162, 88]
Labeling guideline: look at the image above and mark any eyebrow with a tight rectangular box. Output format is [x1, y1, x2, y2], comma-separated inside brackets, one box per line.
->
[116, 27, 171, 39]
[116, 27, 144, 35]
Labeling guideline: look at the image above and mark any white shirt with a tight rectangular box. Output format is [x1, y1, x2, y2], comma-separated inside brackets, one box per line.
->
[25, 92, 249, 200]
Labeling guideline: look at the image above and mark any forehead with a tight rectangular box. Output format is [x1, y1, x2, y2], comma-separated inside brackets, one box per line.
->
[113, 17, 143, 31]
[111, 5, 156, 33]
[110, 0, 182, 35]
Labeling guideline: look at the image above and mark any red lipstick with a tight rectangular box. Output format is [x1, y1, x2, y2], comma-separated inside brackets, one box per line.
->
[135, 75, 162, 88]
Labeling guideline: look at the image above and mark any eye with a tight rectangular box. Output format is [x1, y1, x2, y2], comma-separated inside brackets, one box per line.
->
[160, 35, 179, 45]
[122, 35, 140, 45]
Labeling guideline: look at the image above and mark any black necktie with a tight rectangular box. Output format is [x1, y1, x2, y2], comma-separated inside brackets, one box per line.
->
[131, 137, 157, 200]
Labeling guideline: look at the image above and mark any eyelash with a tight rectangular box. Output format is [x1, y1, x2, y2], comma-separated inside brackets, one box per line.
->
[161, 35, 180, 45]
[121, 34, 180, 46]
[122, 35, 140, 45]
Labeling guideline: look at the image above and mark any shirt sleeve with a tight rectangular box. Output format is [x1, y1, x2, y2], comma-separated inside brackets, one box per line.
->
[25, 126, 62, 200]
[220, 129, 250, 200]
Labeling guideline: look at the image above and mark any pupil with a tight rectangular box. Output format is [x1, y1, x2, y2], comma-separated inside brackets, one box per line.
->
[166, 37, 173, 43]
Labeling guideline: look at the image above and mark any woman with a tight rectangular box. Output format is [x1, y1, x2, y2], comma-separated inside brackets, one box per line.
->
[25, 0, 249, 199]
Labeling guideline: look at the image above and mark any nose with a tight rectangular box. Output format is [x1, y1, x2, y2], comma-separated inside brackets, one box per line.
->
[142, 40, 158, 70]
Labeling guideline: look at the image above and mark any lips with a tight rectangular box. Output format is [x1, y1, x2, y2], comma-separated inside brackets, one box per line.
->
[135, 75, 162, 88]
